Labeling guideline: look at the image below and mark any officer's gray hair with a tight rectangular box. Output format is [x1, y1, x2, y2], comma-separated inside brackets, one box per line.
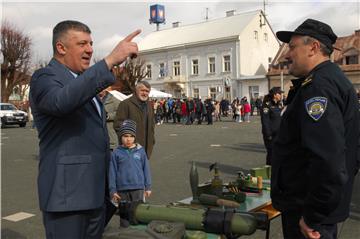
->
[136, 81, 151, 90]
[302, 36, 332, 56]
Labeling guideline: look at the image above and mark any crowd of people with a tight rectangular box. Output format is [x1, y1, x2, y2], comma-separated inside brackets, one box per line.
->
[150, 96, 267, 125]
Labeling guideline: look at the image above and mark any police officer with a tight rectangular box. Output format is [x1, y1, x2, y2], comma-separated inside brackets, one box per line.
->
[271, 19, 360, 239]
[260, 87, 283, 165]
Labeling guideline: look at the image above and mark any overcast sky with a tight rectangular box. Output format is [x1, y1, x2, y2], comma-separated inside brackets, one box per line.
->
[2, 0, 360, 64]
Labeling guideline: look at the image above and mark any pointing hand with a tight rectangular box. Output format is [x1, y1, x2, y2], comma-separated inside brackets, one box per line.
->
[105, 29, 141, 69]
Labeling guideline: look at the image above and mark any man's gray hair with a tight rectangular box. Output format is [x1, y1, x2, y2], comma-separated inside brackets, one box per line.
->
[302, 35, 332, 56]
[136, 81, 151, 90]
[52, 20, 91, 54]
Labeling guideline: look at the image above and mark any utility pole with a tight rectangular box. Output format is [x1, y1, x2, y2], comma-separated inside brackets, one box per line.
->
[263, 0, 268, 17]
[260, 0, 268, 27]
[205, 7, 209, 21]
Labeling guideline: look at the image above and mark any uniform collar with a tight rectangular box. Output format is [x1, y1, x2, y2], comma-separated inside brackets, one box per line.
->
[291, 78, 305, 88]
[308, 60, 331, 76]
[292, 60, 331, 87]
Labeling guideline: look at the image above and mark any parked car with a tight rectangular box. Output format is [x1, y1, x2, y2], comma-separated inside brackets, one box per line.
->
[0, 103, 28, 127]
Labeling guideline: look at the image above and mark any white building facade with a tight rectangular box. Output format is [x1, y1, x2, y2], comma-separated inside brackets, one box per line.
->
[139, 10, 280, 100]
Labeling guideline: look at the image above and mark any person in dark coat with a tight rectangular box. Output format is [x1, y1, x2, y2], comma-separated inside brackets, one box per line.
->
[114, 81, 155, 159]
[260, 87, 283, 165]
[186, 97, 195, 124]
[102, 88, 121, 150]
[173, 99, 182, 123]
[271, 19, 360, 239]
[220, 98, 229, 116]
[250, 97, 256, 116]
[255, 97, 263, 115]
[30, 20, 140, 238]
[204, 98, 214, 125]
[195, 98, 204, 124]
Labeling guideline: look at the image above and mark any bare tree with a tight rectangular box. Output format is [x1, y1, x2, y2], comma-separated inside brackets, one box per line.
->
[113, 57, 149, 95]
[1, 21, 32, 102]
[21, 59, 48, 101]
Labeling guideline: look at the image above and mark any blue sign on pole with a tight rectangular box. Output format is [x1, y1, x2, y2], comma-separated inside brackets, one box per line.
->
[149, 4, 165, 24]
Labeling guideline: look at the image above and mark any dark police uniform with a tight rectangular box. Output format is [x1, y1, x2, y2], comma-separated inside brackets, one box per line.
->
[271, 60, 360, 238]
[260, 93, 282, 165]
[272, 18, 360, 239]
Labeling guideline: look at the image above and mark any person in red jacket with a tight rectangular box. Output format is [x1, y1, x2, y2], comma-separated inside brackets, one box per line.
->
[181, 99, 188, 124]
[242, 97, 251, 122]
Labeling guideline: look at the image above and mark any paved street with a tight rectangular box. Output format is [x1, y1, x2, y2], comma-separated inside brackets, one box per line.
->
[1, 116, 359, 238]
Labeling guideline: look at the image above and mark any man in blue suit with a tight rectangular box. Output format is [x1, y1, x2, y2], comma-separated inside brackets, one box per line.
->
[30, 20, 141, 239]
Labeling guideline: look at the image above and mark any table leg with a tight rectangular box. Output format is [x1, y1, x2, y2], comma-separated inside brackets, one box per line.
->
[265, 221, 270, 239]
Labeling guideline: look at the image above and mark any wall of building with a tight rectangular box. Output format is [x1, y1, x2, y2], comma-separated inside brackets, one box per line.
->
[239, 15, 280, 76]
[348, 72, 360, 90]
[230, 14, 280, 99]
[268, 75, 293, 96]
[141, 40, 238, 99]
[238, 78, 269, 99]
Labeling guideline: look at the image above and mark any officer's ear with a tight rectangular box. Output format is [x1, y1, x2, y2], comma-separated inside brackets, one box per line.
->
[309, 40, 322, 56]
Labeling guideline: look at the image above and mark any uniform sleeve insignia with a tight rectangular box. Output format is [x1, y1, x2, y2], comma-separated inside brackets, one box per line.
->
[305, 97, 327, 121]
[301, 77, 313, 87]
[263, 108, 269, 114]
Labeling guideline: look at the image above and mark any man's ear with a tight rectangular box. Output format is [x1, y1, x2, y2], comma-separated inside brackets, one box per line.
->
[310, 40, 321, 55]
[56, 41, 66, 56]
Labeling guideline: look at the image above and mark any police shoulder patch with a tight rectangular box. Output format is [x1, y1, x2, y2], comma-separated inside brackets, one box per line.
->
[304, 97, 327, 121]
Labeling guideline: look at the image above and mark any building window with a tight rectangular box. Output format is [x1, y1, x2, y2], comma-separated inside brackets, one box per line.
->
[192, 59, 199, 75]
[173, 61, 180, 76]
[249, 86, 259, 99]
[264, 33, 268, 42]
[208, 57, 215, 73]
[146, 64, 152, 78]
[193, 88, 199, 98]
[223, 55, 231, 72]
[209, 87, 216, 100]
[254, 31, 258, 39]
[174, 89, 182, 98]
[345, 55, 358, 65]
[159, 63, 165, 78]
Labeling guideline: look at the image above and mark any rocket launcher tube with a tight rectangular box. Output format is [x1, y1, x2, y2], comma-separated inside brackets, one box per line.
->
[134, 203, 264, 236]
[135, 204, 204, 229]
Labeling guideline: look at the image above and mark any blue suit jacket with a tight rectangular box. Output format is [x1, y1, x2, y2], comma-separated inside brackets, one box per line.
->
[30, 58, 115, 212]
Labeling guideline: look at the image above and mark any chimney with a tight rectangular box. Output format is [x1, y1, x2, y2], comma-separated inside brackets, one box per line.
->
[355, 30, 360, 36]
[172, 22, 180, 28]
[226, 10, 235, 17]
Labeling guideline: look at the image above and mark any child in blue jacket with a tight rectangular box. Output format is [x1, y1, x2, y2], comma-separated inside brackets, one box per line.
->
[109, 119, 151, 227]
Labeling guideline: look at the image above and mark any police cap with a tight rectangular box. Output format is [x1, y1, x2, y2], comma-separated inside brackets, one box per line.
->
[276, 19, 337, 52]
[269, 87, 284, 95]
